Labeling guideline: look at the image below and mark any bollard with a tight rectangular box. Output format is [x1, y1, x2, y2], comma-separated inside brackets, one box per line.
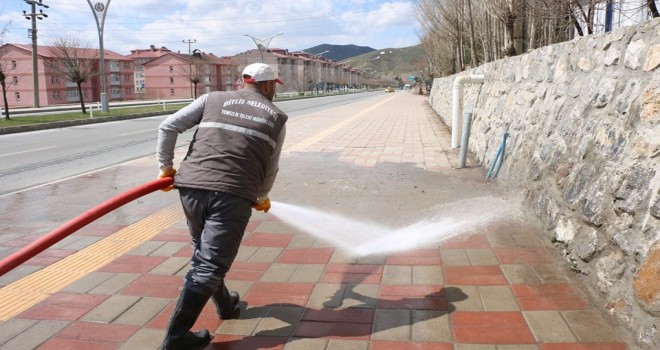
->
[458, 112, 473, 168]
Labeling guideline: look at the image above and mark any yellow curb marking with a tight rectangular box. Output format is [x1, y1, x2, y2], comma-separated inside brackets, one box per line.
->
[285, 94, 398, 153]
[0, 204, 183, 321]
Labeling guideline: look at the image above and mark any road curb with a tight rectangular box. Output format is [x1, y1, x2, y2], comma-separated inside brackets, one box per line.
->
[0, 111, 169, 135]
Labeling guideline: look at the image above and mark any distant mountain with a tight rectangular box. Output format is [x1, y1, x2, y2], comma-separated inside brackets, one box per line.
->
[337, 44, 426, 81]
[301, 44, 376, 62]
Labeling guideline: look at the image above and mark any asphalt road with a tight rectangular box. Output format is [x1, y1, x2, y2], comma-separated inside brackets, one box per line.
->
[0, 92, 381, 196]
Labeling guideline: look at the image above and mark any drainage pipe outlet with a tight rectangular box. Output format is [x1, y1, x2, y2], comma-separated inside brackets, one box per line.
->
[451, 74, 484, 149]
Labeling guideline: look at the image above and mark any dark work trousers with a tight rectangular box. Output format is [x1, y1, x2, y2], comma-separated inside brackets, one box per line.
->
[178, 187, 252, 294]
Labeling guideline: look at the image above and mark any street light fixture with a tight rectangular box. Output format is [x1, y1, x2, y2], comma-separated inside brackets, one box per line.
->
[244, 32, 283, 62]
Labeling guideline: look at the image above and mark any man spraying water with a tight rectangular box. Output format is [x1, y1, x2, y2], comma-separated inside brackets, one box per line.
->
[156, 63, 288, 350]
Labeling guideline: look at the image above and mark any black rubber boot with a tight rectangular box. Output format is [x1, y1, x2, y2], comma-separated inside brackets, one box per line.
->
[162, 286, 213, 350]
[211, 280, 240, 319]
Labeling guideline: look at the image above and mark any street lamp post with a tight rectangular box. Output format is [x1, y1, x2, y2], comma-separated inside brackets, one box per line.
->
[183, 39, 196, 98]
[244, 32, 283, 63]
[87, 0, 111, 112]
[310, 50, 328, 94]
[23, 0, 49, 108]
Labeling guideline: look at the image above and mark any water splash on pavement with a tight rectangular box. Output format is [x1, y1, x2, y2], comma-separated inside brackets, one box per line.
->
[269, 197, 516, 257]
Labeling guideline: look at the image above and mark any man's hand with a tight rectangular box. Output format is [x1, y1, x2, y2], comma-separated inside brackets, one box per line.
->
[253, 197, 271, 213]
[158, 167, 176, 192]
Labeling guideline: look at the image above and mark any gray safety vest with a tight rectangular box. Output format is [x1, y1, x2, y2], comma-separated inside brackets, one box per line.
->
[174, 89, 287, 202]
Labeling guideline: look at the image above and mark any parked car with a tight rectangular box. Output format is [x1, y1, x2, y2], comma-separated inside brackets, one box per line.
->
[384, 87, 394, 92]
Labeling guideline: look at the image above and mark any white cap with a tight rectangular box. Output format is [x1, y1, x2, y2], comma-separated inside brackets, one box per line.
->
[242, 63, 283, 85]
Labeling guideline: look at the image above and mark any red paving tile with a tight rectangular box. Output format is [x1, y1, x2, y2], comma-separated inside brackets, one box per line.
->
[56, 321, 139, 343]
[99, 255, 167, 273]
[444, 266, 507, 285]
[243, 232, 294, 248]
[174, 244, 193, 257]
[293, 321, 372, 340]
[119, 274, 182, 298]
[379, 285, 448, 310]
[18, 293, 109, 321]
[36, 337, 118, 350]
[495, 247, 555, 264]
[386, 249, 442, 265]
[301, 308, 374, 324]
[245, 282, 315, 306]
[512, 284, 589, 310]
[153, 227, 192, 242]
[370, 341, 453, 350]
[276, 248, 334, 264]
[208, 335, 286, 349]
[321, 263, 383, 283]
[451, 311, 535, 344]
[226, 261, 270, 281]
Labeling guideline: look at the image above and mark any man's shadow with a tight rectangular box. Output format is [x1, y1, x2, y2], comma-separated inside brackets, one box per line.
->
[206, 284, 468, 349]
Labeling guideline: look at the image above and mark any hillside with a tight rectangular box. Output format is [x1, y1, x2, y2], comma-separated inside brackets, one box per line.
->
[339, 44, 427, 81]
[301, 44, 376, 62]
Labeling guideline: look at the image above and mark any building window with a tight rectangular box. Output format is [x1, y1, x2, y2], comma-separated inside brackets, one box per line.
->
[125, 74, 130, 82]
[68, 90, 80, 98]
[125, 87, 131, 95]
[169, 65, 173, 73]
[170, 88, 175, 96]
[124, 62, 130, 69]
[11, 61, 16, 69]
[52, 91, 61, 99]
[12, 76, 18, 84]
[169, 77, 174, 84]
[51, 76, 59, 84]
[14, 91, 20, 100]
[84, 90, 88, 98]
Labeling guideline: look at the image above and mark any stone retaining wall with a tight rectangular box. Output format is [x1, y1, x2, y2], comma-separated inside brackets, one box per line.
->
[429, 18, 659, 348]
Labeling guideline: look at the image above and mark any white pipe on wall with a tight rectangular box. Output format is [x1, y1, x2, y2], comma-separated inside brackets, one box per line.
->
[451, 74, 485, 148]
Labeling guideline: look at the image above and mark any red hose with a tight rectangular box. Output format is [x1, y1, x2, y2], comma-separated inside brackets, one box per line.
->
[0, 177, 174, 277]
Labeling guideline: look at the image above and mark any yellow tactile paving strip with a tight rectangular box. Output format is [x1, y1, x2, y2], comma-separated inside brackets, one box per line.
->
[0, 204, 183, 321]
[0, 96, 386, 322]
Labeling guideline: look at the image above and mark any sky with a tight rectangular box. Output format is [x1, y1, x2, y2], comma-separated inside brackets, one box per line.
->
[0, 0, 421, 57]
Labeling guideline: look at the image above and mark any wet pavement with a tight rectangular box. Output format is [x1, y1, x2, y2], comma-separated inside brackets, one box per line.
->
[0, 92, 633, 349]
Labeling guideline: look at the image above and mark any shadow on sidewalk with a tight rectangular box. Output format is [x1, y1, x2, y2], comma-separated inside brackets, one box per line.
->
[207, 286, 467, 349]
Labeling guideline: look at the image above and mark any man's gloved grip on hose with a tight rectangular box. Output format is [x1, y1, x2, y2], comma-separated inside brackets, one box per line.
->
[253, 197, 271, 213]
[158, 166, 176, 192]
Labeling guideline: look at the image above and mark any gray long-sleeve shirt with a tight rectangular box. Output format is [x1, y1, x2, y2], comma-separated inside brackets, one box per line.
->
[157, 91, 287, 200]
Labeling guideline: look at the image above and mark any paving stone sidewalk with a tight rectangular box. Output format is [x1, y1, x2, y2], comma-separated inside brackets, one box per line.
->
[0, 92, 633, 349]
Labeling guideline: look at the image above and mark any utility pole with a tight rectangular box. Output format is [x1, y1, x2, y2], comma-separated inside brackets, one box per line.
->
[23, 0, 48, 108]
[183, 39, 196, 98]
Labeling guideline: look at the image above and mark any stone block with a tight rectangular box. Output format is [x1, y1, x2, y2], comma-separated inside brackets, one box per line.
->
[633, 241, 660, 316]
[613, 164, 656, 214]
[625, 39, 646, 70]
[643, 43, 660, 71]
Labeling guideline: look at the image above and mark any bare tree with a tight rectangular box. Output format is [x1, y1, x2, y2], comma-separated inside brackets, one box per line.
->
[47, 36, 99, 114]
[649, 0, 660, 17]
[0, 22, 12, 120]
[180, 51, 206, 98]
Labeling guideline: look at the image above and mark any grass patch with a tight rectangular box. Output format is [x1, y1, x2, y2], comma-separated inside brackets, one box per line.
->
[0, 103, 189, 127]
[0, 91, 360, 128]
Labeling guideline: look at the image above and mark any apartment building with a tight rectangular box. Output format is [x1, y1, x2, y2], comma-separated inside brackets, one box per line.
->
[141, 51, 235, 100]
[0, 43, 134, 109]
[231, 48, 362, 94]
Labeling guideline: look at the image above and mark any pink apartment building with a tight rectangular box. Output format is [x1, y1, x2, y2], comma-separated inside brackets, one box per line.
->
[0, 43, 134, 109]
[141, 51, 236, 100]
